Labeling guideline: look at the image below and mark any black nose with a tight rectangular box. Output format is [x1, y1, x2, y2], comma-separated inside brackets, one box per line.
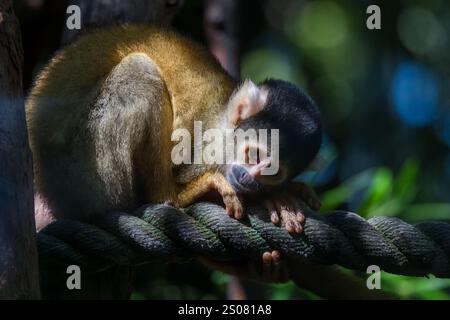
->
[240, 170, 248, 181]
[229, 164, 261, 194]
[232, 165, 247, 181]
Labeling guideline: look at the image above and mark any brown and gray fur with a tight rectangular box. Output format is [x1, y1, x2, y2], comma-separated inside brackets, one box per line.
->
[27, 25, 236, 220]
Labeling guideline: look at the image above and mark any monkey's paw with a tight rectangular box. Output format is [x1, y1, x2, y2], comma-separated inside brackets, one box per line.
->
[263, 194, 305, 234]
[259, 250, 289, 282]
[223, 192, 244, 220]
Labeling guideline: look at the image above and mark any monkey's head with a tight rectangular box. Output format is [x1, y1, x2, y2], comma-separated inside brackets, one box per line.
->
[224, 79, 322, 194]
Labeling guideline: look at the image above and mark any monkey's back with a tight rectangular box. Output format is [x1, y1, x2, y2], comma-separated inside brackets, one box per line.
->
[28, 25, 234, 132]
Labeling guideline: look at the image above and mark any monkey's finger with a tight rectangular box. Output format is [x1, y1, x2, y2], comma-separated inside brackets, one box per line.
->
[275, 197, 302, 234]
[291, 220, 302, 234]
[234, 204, 244, 220]
[261, 251, 273, 282]
[288, 196, 306, 224]
[274, 200, 292, 231]
[271, 250, 290, 283]
[259, 251, 283, 283]
[271, 250, 282, 263]
[263, 200, 279, 224]
[223, 194, 244, 220]
[270, 251, 286, 282]
[262, 251, 273, 264]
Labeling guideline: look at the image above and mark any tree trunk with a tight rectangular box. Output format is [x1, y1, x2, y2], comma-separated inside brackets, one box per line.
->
[0, 0, 40, 299]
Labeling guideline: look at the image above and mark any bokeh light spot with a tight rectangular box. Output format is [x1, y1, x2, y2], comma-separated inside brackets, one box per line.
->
[391, 61, 439, 127]
[241, 49, 305, 85]
[290, 1, 348, 50]
[397, 7, 446, 56]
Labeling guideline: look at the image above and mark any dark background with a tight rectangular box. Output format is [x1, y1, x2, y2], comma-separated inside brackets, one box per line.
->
[14, 0, 450, 299]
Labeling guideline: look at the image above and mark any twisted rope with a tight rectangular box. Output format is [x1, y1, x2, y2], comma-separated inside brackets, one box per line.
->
[37, 201, 450, 283]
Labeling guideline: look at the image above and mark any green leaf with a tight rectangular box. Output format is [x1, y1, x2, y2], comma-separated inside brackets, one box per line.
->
[381, 273, 450, 299]
[394, 158, 419, 202]
[320, 186, 349, 212]
[366, 198, 404, 217]
[211, 271, 231, 286]
[320, 168, 376, 212]
[359, 167, 393, 216]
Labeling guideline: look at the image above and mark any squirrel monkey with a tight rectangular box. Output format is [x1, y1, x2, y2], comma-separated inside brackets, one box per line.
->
[27, 25, 322, 238]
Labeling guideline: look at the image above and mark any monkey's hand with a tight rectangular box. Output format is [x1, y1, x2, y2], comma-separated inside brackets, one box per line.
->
[262, 182, 320, 234]
[177, 172, 244, 219]
[263, 192, 306, 234]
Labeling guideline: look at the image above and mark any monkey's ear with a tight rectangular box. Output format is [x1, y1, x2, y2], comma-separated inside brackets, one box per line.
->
[228, 80, 268, 126]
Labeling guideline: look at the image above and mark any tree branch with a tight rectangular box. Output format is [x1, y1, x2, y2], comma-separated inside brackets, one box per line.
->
[204, 0, 241, 80]
[0, 0, 40, 299]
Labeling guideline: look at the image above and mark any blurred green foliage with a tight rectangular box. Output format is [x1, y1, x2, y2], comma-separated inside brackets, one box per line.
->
[320, 158, 450, 299]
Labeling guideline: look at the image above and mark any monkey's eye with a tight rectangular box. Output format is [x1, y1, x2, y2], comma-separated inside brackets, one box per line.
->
[243, 145, 267, 165]
[243, 145, 257, 164]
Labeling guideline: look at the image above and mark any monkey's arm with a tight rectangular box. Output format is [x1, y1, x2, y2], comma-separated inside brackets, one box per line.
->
[177, 172, 244, 219]
[288, 181, 321, 211]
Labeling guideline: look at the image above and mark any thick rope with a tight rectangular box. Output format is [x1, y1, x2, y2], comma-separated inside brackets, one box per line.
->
[37, 201, 450, 283]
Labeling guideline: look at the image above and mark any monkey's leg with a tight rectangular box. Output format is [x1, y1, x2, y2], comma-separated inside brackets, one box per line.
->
[30, 52, 174, 219]
[90, 52, 175, 213]
[177, 172, 244, 219]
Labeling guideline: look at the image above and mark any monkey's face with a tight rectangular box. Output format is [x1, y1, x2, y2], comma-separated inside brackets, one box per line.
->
[225, 79, 322, 195]
[225, 142, 289, 194]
